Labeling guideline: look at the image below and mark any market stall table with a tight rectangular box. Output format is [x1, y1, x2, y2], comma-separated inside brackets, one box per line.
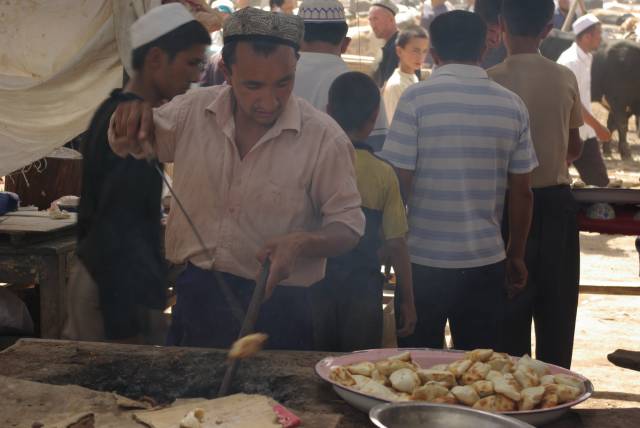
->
[0, 339, 638, 427]
[0, 211, 77, 338]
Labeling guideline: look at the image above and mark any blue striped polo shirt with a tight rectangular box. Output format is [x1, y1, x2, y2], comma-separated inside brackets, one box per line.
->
[380, 64, 538, 269]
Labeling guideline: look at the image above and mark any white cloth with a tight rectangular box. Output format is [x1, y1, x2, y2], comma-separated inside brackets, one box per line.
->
[383, 68, 418, 120]
[131, 3, 194, 49]
[0, 0, 159, 178]
[557, 43, 596, 140]
[293, 52, 388, 150]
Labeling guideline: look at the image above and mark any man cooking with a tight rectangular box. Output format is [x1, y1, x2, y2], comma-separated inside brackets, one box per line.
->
[108, 8, 365, 351]
[557, 14, 611, 187]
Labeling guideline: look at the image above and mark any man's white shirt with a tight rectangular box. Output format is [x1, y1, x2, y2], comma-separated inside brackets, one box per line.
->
[557, 42, 597, 140]
[293, 52, 388, 150]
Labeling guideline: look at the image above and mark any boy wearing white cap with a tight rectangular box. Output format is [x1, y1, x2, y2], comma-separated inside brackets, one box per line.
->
[294, 0, 389, 150]
[65, 4, 211, 344]
[557, 14, 611, 187]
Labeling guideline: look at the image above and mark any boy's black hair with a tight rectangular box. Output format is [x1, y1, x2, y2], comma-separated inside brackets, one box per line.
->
[429, 11, 486, 63]
[221, 38, 300, 72]
[303, 22, 349, 46]
[270, 0, 285, 8]
[396, 25, 428, 48]
[131, 20, 211, 71]
[501, 0, 555, 37]
[474, 0, 501, 25]
[328, 72, 380, 134]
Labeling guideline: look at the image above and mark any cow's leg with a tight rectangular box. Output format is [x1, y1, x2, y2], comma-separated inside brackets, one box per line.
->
[603, 112, 615, 157]
[611, 106, 632, 160]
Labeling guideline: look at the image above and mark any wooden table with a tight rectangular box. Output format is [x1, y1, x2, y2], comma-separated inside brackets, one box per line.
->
[0, 212, 77, 338]
[1, 339, 639, 428]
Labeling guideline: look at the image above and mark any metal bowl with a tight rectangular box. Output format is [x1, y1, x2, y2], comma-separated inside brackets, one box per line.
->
[370, 402, 534, 428]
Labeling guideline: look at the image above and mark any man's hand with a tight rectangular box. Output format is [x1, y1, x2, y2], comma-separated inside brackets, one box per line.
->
[595, 123, 612, 143]
[396, 299, 417, 338]
[110, 100, 156, 159]
[505, 256, 528, 299]
[256, 232, 305, 300]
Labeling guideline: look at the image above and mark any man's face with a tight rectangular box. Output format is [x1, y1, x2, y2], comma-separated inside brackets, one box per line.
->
[586, 25, 603, 52]
[155, 44, 207, 100]
[396, 37, 429, 72]
[368, 6, 393, 39]
[225, 42, 297, 127]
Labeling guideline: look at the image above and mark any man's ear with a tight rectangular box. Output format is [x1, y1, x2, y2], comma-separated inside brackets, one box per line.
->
[145, 46, 167, 71]
[341, 37, 352, 54]
[395, 45, 403, 58]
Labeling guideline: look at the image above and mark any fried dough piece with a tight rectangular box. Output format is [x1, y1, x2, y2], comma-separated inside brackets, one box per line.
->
[228, 333, 268, 359]
[360, 381, 404, 402]
[371, 369, 390, 386]
[493, 374, 522, 401]
[388, 351, 412, 362]
[417, 369, 456, 388]
[411, 382, 450, 402]
[330, 366, 356, 387]
[519, 386, 545, 411]
[516, 354, 549, 377]
[376, 359, 416, 376]
[541, 392, 559, 409]
[429, 363, 449, 371]
[461, 362, 491, 385]
[545, 384, 582, 403]
[553, 374, 585, 394]
[472, 380, 494, 398]
[433, 392, 458, 405]
[451, 385, 481, 406]
[540, 375, 555, 386]
[389, 368, 421, 393]
[514, 367, 540, 389]
[488, 358, 514, 373]
[466, 349, 494, 362]
[346, 361, 375, 377]
[352, 374, 372, 389]
[448, 359, 473, 378]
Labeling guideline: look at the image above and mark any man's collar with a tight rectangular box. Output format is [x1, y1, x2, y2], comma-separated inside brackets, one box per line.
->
[431, 63, 488, 79]
[298, 51, 344, 64]
[574, 42, 592, 61]
[205, 85, 302, 139]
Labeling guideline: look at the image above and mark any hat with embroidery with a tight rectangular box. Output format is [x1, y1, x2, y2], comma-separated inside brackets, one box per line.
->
[371, 0, 399, 16]
[131, 3, 196, 49]
[572, 13, 600, 36]
[298, 0, 346, 23]
[223, 7, 305, 48]
[211, 0, 235, 15]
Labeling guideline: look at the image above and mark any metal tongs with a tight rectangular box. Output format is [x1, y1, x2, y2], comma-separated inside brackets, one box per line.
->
[218, 259, 271, 397]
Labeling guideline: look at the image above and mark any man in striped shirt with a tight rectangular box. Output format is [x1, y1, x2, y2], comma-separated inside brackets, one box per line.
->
[380, 10, 537, 351]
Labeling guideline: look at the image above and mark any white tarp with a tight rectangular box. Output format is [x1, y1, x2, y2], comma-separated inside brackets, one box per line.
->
[0, 0, 160, 177]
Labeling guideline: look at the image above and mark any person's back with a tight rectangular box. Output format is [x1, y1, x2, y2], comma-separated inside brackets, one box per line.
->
[487, 0, 583, 370]
[380, 10, 536, 352]
[312, 71, 416, 351]
[489, 55, 581, 188]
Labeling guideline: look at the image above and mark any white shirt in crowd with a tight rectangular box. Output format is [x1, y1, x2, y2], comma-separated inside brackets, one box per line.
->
[293, 52, 389, 151]
[383, 68, 419, 120]
[557, 42, 597, 140]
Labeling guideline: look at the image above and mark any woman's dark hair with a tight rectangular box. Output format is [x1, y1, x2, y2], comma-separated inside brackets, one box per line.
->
[131, 20, 211, 71]
[396, 25, 428, 49]
[328, 72, 380, 133]
[429, 11, 486, 63]
[474, 0, 501, 25]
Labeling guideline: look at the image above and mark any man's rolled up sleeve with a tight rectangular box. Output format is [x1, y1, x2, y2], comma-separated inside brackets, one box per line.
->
[311, 134, 365, 237]
[154, 93, 191, 163]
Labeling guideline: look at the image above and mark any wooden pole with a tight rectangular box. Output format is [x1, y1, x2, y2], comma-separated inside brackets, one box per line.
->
[562, 0, 580, 32]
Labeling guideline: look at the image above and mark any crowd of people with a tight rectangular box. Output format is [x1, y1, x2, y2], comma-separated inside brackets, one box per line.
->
[63, 0, 612, 370]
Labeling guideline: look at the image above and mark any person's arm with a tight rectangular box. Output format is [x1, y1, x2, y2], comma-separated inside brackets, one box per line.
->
[567, 127, 584, 163]
[581, 106, 612, 142]
[256, 135, 365, 297]
[396, 168, 414, 203]
[506, 172, 533, 298]
[387, 237, 417, 337]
